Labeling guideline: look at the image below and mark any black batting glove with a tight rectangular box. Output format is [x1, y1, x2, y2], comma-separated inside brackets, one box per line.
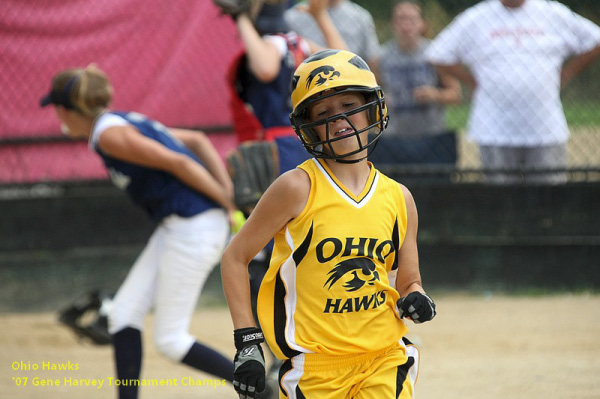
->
[398, 292, 436, 323]
[233, 327, 266, 399]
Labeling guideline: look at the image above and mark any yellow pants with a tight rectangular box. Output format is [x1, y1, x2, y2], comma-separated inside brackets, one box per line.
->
[278, 339, 419, 399]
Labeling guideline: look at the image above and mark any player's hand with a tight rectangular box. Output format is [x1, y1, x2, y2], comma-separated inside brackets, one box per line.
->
[397, 292, 436, 323]
[212, 0, 252, 20]
[233, 327, 266, 399]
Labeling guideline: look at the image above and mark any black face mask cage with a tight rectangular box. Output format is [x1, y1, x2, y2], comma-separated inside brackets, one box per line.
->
[291, 86, 387, 163]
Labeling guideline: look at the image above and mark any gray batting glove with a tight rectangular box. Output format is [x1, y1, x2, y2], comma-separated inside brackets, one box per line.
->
[233, 328, 266, 399]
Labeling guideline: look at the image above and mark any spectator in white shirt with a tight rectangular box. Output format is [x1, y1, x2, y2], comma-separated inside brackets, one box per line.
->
[425, 0, 600, 184]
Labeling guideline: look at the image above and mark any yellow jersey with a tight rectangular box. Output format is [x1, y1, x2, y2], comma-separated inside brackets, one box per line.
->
[257, 158, 409, 359]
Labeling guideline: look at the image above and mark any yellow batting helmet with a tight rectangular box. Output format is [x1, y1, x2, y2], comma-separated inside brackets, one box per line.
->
[289, 49, 388, 162]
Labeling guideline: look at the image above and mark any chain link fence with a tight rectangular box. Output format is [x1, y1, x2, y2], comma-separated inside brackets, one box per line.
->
[1, 0, 599, 185]
[363, 0, 600, 184]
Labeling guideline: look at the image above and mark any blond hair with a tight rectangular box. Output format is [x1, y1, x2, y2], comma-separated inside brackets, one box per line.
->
[51, 64, 113, 118]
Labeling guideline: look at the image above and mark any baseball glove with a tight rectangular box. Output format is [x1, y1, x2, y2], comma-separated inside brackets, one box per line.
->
[58, 290, 114, 345]
[212, 0, 253, 18]
[227, 141, 279, 216]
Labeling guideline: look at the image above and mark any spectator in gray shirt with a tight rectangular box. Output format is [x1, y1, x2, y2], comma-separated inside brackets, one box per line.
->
[379, 1, 461, 139]
[373, 1, 461, 166]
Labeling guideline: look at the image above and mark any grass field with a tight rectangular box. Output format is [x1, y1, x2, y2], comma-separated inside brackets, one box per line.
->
[2, 293, 599, 399]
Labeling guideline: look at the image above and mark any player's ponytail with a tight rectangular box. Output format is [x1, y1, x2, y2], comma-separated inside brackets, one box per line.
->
[72, 64, 113, 119]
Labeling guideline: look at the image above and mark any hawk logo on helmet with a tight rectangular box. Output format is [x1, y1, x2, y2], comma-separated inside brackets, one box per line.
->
[324, 257, 380, 292]
[306, 65, 340, 89]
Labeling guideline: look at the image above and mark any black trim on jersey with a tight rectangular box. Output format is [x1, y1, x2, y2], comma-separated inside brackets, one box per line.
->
[274, 272, 302, 359]
[317, 159, 377, 205]
[278, 359, 293, 397]
[395, 355, 415, 398]
[292, 222, 313, 267]
[296, 386, 307, 398]
[391, 218, 400, 271]
[272, 224, 314, 360]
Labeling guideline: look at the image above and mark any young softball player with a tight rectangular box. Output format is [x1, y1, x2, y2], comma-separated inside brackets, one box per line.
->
[40, 65, 237, 399]
[221, 49, 436, 399]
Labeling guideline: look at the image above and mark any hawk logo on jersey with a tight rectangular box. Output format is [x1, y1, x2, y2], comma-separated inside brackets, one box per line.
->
[322, 257, 386, 314]
[312, 236, 394, 314]
[324, 257, 380, 292]
[306, 66, 340, 89]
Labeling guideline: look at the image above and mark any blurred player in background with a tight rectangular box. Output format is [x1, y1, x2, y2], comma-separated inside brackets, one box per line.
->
[221, 0, 347, 143]
[221, 49, 436, 399]
[40, 64, 237, 399]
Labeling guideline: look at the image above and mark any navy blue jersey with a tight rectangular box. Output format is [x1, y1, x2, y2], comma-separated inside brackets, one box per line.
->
[274, 136, 309, 175]
[239, 61, 293, 129]
[90, 111, 219, 221]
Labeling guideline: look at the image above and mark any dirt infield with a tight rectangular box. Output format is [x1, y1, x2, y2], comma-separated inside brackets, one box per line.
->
[2, 293, 599, 399]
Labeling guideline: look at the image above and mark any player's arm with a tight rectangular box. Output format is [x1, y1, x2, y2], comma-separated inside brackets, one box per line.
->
[395, 185, 436, 323]
[221, 168, 310, 328]
[395, 185, 424, 296]
[297, 0, 347, 54]
[170, 128, 234, 201]
[97, 125, 236, 212]
[236, 13, 282, 82]
[220, 170, 309, 399]
[308, 0, 347, 51]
